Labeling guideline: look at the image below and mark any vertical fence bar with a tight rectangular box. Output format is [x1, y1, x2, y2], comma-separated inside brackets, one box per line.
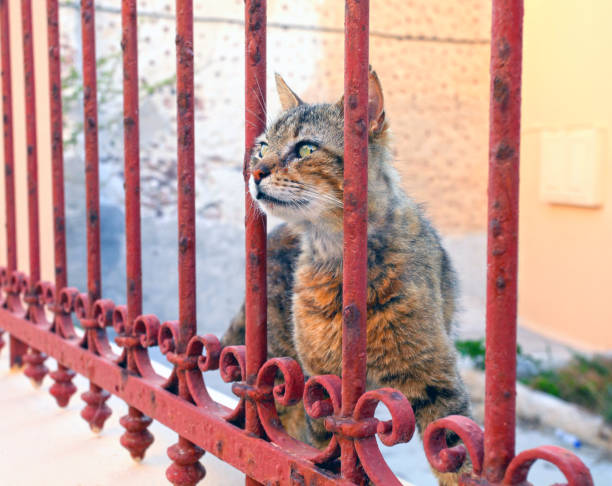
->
[165, 2, 205, 485]
[81, 2, 100, 305]
[342, 1, 369, 482]
[119, 0, 154, 462]
[175, 0, 196, 356]
[21, 0, 50, 386]
[46, 0, 67, 300]
[121, 0, 142, 361]
[78, 0, 112, 433]
[21, 0, 40, 289]
[46, 0, 78, 407]
[1, 0, 16, 277]
[1, 0, 28, 367]
[0, 0, 9, 353]
[243, 4, 267, 485]
[484, 0, 524, 482]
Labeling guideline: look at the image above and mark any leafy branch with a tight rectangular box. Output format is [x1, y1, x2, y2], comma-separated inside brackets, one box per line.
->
[61, 51, 176, 149]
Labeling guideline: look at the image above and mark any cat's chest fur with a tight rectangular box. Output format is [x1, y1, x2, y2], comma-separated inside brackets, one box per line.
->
[292, 258, 344, 377]
[290, 229, 418, 380]
[288, 207, 456, 389]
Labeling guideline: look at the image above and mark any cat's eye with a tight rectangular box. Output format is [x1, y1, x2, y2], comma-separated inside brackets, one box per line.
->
[258, 142, 269, 158]
[297, 143, 317, 158]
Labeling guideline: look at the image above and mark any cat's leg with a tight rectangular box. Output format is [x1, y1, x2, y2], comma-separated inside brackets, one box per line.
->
[221, 223, 300, 357]
[408, 374, 473, 486]
[275, 403, 312, 443]
[274, 403, 333, 451]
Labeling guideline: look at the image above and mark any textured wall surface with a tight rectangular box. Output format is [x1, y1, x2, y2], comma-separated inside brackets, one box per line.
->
[51, 0, 491, 232]
[303, 1, 492, 233]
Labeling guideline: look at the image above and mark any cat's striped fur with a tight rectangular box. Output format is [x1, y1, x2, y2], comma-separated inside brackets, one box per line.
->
[223, 71, 471, 485]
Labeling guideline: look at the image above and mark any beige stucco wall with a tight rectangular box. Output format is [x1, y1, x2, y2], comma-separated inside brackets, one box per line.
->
[0, 0, 54, 281]
[299, 0, 492, 233]
[519, 1, 612, 350]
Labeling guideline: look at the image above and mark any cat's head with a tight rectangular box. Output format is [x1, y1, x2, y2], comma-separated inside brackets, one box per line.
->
[249, 69, 388, 226]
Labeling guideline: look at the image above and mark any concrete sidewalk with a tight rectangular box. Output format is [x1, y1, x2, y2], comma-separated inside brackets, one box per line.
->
[0, 352, 244, 486]
[0, 352, 417, 486]
[444, 232, 581, 366]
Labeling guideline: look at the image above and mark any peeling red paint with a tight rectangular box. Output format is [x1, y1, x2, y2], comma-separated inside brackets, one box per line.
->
[484, 0, 523, 482]
[244, 3, 268, 485]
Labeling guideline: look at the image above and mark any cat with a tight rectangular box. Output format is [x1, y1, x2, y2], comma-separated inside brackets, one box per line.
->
[222, 70, 471, 485]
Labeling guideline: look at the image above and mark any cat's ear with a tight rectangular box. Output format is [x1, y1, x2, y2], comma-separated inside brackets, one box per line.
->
[334, 69, 386, 135]
[275, 73, 303, 111]
[368, 68, 386, 135]
[335, 94, 344, 109]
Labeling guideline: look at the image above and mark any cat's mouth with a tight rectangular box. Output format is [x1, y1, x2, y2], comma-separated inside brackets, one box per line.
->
[256, 190, 309, 208]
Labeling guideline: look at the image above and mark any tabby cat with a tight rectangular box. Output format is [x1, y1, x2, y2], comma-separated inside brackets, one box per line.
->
[223, 70, 471, 485]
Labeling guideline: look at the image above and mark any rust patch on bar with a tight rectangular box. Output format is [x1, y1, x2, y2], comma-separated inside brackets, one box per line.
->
[495, 142, 514, 161]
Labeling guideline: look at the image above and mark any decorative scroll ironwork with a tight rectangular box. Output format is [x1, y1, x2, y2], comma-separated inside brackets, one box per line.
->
[0, 282, 595, 485]
[424, 417, 596, 486]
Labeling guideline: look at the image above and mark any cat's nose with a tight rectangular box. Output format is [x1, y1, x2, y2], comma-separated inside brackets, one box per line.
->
[252, 163, 271, 185]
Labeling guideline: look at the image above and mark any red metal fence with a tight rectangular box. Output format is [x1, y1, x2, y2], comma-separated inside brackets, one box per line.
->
[0, 1, 595, 485]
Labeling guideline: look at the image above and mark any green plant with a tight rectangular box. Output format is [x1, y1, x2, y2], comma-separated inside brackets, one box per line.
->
[455, 338, 524, 371]
[457, 338, 612, 422]
[455, 338, 486, 369]
[61, 51, 175, 149]
[522, 354, 612, 423]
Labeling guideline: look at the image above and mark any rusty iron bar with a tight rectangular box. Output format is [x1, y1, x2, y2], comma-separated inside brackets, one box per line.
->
[176, 0, 197, 354]
[20, 0, 49, 385]
[21, 0, 40, 287]
[0, 0, 27, 367]
[0, 0, 7, 355]
[341, 0, 369, 483]
[46, 0, 78, 407]
[81, 1, 101, 304]
[420, 1, 590, 485]
[119, 0, 154, 462]
[121, 0, 142, 343]
[484, 0, 524, 482]
[244, 3, 267, 485]
[79, 0, 112, 432]
[166, 2, 205, 484]
[1, 0, 16, 275]
[47, 0, 67, 295]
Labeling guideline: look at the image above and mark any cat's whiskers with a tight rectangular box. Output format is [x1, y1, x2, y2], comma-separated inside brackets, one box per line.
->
[273, 182, 342, 210]
[246, 183, 266, 216]
[245, 120, 259, 131]
[252, 75, 271, 126]
[249, 196, 262, 216]
[301, 190, 343, 209]
[245, 107, 267, 127]
[291, 182, 344, 208]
